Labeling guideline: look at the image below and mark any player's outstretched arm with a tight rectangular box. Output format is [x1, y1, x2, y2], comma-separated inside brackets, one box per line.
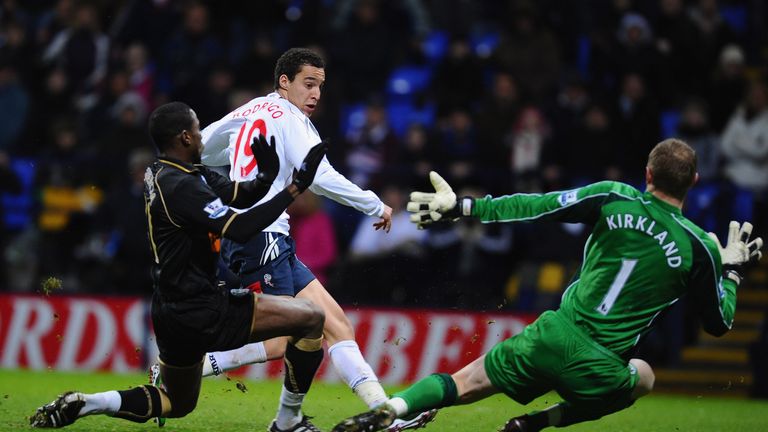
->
[406, 171, 474, 229]
[223, 141, 328, 242]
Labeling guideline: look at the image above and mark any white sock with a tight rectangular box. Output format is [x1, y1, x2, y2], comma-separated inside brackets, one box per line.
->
[328, 340, 388, 408]
[80, 391, 121, 416]
[202, 342, 267, 377]
[275, 386, 304, 430]
[387, 397, 409, 417]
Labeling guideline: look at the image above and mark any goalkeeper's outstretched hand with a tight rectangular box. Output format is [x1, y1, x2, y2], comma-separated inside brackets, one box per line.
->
[406, 171, 472, 229]
[708, 221, 763, 284]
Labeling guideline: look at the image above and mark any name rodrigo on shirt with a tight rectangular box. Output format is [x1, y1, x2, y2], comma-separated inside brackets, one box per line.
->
[606, 213, 682, 268]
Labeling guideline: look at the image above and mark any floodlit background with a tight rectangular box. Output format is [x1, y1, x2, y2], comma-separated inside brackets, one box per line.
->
[0, 0, 766, 403]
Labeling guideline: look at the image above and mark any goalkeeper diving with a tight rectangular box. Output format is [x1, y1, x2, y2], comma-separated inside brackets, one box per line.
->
[332, 138, 763, 432]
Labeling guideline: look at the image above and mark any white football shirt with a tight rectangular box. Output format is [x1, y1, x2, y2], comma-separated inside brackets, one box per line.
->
[201, 92, 385, 235]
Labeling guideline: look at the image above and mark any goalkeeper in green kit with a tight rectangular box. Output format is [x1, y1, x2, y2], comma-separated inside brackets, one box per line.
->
[332, 138, 763, 432]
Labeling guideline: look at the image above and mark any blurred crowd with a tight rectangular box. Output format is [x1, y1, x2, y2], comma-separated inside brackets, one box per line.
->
[0, 0, 767, 316]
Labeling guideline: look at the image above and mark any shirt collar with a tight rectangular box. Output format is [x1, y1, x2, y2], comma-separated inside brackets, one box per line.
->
[645, 191, 682, 215]
[158, 156, 199, 174]
[267, 92, 310, 124]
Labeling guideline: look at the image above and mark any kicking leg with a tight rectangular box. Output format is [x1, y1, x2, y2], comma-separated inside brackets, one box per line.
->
[299, 279, 389, 408]
[332, 354, 499, 432]
[30, 361, 201, 428]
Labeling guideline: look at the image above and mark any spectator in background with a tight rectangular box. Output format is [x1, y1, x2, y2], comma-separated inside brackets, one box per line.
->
[613, 73, 660, 183]
[289, 192, 338, 288]
[613, 13, 661, 95]
[2, 20, 38, 89]
[396, 123, 437, 189]
[438, 109, 479, 188]
[547, 73, 591, 170]
[721, 80, 768, 238]
[42, 2, 108, 106]
[0, 150, 22, 289]
[235, 34, 278, 89]
[331, 0, 393, 101]
[689, 0, 735, 80]
[563, 103, 621, 185]
[475, 71, 521, 191]
[654, 0, 699, 104]
[162, 2, 222, 102]
[345, 99, 400, 190]
[34, 118, 103, 292]
[125, 43, 154, 109]
[708, 44, 748, 133]
[0, 56, 29, 153]
[190, 64, 235, 126]
[677, 98, 720, 183]
[492, 1, 560, 102]
[347, 185, 425, 305]
[102, 147, 154, 295]
[505, 106, 550, 192]
[431, 34, 484, 117]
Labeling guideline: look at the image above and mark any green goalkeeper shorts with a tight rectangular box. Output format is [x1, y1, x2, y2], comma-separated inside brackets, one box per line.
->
[484, 310, 638, 405]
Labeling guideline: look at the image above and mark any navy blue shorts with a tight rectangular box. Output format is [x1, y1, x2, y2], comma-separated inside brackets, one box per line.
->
[221, 232, 316, 296]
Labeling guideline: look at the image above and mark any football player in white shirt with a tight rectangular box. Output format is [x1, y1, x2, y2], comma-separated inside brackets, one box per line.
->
[154, 48, 433, 431]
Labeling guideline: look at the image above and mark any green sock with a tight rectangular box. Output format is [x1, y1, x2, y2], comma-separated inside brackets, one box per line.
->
[391, 373, 457, 415]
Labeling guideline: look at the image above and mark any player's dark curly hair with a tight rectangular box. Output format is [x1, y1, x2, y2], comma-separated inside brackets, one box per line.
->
[148, 102, 194, 152]
[647, 138, 697, 200]
[274, 48, 325, 90]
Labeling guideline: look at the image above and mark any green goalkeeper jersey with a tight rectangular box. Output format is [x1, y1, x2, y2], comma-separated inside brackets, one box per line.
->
[472, 181, 737, 358]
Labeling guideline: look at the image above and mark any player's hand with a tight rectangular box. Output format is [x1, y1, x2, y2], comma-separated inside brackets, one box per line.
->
[406, 171, 472, 228]
[373, 204, 392, 232]
[708, 221, 763, 284]
[251, 134, 279, 184]
[292, 140, 328, 193]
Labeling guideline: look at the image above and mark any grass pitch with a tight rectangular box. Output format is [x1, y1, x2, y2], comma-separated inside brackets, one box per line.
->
[1, 369, 766, 431]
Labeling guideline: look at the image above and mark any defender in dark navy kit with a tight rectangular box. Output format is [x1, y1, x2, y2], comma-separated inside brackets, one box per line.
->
[30, 102, 328, 431]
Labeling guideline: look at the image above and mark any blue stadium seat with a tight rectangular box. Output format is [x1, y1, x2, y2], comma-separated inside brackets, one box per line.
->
[386, 101, 435, 137]
[387, 65, 432, 99]
[470, 31, 500, 58]
[720, 5, 747, 34]
[339, 103, 367, 137]
[661, 110, 681, 139]
[685, 183, 719, 232]
[2, 158, 37, 231]
[577, 34, 591, 80]
[421, 31, 449, 64]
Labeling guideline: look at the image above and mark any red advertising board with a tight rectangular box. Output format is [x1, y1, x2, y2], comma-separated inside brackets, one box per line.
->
[0, 294, 534, 384]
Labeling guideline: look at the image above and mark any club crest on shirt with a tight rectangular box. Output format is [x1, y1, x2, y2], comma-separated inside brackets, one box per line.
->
[558, 190, 578, 206]
[203, 198, 229, 219]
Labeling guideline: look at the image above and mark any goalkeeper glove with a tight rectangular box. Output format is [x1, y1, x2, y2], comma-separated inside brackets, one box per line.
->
[707, 221, 763, 284]
[406, 171, 473, 228]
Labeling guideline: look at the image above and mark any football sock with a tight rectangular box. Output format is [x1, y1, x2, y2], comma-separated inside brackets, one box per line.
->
[391, 373, 457, 415]
[112, 385, 163, 423]
[283, 339, 324, 394]
[79, 391, 121, 416]
[201, 342, 267, 377]
[275, 386, 305, 430]
[328, 340, 388, 408]
[274, 338, 324, 429]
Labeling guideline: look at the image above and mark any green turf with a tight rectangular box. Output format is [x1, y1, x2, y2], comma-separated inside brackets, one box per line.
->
[1, 369, 767, 431]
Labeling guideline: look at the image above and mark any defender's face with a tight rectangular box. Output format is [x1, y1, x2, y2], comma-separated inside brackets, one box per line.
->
[282, 65, 325, 117]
